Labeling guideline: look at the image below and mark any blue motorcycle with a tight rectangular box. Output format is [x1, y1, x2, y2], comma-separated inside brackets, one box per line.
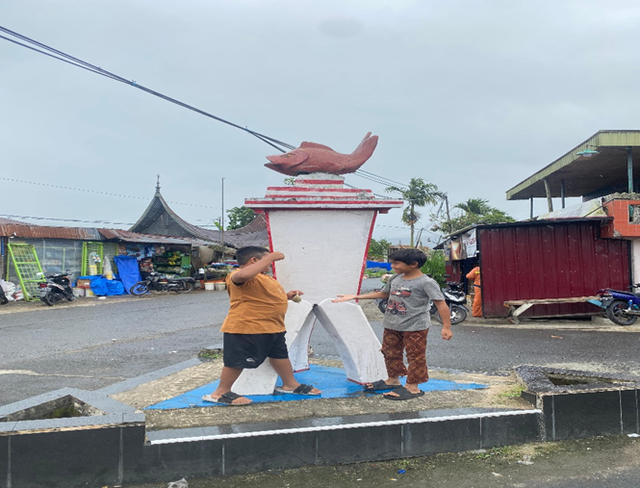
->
[597, 285, 640, 326]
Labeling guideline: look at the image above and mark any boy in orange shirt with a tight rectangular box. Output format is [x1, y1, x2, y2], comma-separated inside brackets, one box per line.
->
[203, 246, 321, 406]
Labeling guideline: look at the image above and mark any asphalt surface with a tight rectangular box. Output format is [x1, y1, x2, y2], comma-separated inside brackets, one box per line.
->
[2, 279, 640, 406]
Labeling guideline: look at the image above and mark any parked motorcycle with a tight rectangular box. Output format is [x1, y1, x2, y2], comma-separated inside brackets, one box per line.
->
[376, 281, 469, 325]
[597, 285, 640, 326]
[430, 282, 469, 325]
[130, 271, 195, 296]
[0, 285, 8, 305]
[38, 271, 75, 306]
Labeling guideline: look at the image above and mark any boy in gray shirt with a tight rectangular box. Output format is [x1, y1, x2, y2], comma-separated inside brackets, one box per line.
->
[334, 249, 452, 400]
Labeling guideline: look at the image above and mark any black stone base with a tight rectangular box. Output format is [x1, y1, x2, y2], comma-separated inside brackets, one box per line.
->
[515, 365, 640, 441]
[0, 399, 541, 487]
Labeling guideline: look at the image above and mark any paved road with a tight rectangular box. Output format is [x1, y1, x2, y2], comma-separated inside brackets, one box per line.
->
[2, 282, 640, 406]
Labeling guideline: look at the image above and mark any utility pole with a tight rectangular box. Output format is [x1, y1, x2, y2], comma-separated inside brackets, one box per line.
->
[444, 194, 451, 221]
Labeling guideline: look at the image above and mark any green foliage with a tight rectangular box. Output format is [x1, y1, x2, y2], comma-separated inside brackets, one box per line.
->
[367, 237, 392, 261]
[421, 249, 446, 287]
[283, 177, 296, 186]
[499, 385, 526, 399]
[387, 178, 442, 246]
[432, 198, 515, 234]
[364, 268, 389, 278]
[226, 206, 256, 230]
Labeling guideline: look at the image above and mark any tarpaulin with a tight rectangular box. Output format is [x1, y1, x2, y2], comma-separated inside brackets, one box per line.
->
[113, 255, 141, 294]
[366, 261, 392, 270]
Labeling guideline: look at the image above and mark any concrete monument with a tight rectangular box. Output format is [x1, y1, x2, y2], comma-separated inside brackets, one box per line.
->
[231, 133, 402, 395]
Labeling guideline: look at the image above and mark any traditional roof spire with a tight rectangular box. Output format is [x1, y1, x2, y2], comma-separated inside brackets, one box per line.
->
[156, 174, 161, 193]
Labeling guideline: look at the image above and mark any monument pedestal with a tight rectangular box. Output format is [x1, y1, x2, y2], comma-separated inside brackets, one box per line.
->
[232, 173, 402, 394]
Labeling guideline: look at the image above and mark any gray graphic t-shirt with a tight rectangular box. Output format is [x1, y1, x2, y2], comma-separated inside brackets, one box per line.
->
[381, 274, 444, 332]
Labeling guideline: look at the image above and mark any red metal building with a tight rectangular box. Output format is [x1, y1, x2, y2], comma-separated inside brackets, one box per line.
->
[444, 219, 630, 319]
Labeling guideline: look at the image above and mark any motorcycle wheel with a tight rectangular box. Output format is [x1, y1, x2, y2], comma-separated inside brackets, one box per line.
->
[450, 305, 468, 325]
[606, 300, 638, 326]
[41, 294, 55, 306]
[176, 282, 194, 294]
[130, 283, 149, 296]
[431, 310, 443, 324]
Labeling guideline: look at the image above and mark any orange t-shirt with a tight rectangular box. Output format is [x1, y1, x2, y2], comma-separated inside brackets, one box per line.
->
[220, 271, 288, 334]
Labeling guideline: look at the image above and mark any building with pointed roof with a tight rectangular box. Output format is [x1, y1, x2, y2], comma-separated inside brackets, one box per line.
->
[129, 180, 268, 249]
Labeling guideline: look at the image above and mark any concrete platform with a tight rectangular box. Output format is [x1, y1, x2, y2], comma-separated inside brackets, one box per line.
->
[2, 355, 640, 487]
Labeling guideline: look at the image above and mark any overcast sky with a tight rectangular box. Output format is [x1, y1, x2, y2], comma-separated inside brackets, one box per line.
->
[2, 0, 640, 245]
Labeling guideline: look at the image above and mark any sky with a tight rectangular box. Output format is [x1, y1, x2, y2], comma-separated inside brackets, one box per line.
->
[2, 0, 640, 245]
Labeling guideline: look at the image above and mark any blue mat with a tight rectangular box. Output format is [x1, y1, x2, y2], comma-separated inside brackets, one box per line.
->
[146, 365, 488, 410]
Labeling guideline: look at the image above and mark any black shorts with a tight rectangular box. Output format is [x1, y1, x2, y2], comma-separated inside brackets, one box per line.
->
[223, 332, 289, 369]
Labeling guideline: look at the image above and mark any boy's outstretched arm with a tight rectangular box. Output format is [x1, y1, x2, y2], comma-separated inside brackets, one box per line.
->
[232, 251, 285, 285]
[332, 291, 389, 302]
[433, 299, 453, 340]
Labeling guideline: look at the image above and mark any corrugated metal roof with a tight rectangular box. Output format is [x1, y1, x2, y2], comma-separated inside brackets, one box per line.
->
[507, 130, 640, 201]
[0, 222, 101, 240]
[97, 228, 208, 245]
[1, 189, 268, 248]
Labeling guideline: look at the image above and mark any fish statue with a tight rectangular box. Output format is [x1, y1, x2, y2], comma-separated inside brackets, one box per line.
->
[265, 132, 378, 176]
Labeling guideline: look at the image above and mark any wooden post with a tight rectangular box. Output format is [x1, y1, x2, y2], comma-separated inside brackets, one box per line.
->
[543, 179, 554, 212]
[530, 196, 534, 219]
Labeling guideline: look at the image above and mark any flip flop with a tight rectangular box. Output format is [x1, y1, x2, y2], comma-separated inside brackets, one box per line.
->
[274, 384, 321, 396]
[383, 387, 425, 401]
[363, 379, 403, 392]
[201, 392, 251, 406]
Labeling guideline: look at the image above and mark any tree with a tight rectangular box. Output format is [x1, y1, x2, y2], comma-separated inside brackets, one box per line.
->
[454, 198, 492, 216]
[367, 238, 392, 261]
[421, 249, 446, 287]
[431, 198, 515, 234]
[226, 206, 256, 230]
[386, 178, 442, 247]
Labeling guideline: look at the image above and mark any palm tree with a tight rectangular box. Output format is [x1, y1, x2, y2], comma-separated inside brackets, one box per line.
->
[454, 198, 492, 216]
[386, 178, 442, 247]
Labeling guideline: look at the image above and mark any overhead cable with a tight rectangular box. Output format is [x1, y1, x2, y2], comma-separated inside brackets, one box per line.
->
[1, 25, 410, 196]
[0, 177, 220, 209]
[0, 213, 134, 226]
[0, 25, 295, 153]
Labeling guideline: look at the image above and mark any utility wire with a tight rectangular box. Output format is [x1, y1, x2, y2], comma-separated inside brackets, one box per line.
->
[355, 169, 409, 189]
[0, 213, 134, 226]
[0, 25, 411, 197]
[0, 25, 295, 154]
[0, 177, 220, 209]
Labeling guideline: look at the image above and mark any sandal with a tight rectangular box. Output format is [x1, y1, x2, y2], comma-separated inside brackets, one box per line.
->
[202, 392, 251, 406]
[274, 384, 321, 396]
[363, 379, 402, 392]
[383, 387, 425, 401]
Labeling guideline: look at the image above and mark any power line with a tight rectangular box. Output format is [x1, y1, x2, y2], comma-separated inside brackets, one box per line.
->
[0, 177, 220, 209]
[0, 25, 296, 154]
[0, 24, 416, 203]
[354, 170, 409, 189]
[0, 213, 134, 226]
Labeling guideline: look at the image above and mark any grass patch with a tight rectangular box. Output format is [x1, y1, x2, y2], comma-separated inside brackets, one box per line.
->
[198, 348, 222, 361]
